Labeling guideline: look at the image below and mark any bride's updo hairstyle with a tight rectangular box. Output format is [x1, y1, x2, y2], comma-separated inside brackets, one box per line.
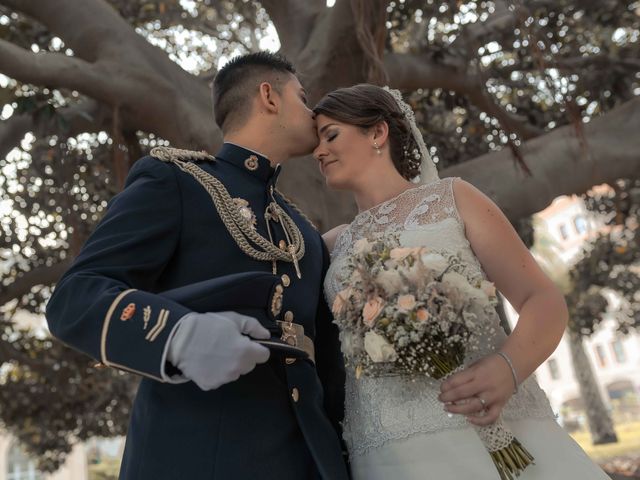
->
[313, 84, 421, 180]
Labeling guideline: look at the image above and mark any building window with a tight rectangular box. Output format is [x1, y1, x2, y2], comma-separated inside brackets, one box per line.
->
[595, 344, 607, 367]
[611, 340, 626, 363]
[573, 216, 588, 234]
[6, 442, 43, 480]
[558, 223, 569, 240]
[547, 358, 561, 380]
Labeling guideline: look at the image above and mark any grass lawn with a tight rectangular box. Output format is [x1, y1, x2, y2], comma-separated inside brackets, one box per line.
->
[570, 421, 640, 461]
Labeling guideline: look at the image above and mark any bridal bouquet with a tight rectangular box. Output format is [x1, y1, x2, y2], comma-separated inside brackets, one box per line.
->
[331, 234, 534, 480]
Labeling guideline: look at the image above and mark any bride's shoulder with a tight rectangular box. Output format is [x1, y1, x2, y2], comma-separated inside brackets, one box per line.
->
[322, 224, 350, 253]
[449, 177, 502, 225]
[449, 177, 481, 203]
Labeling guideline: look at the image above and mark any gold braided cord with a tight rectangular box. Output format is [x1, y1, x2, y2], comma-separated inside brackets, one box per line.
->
[162, 157, 305, 263]
[151, 146, 215, 163]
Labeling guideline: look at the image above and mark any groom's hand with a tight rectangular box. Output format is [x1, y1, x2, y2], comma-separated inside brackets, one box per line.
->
[166, 311, 271, 391]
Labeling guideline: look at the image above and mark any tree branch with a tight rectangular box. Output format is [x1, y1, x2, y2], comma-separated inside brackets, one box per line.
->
[0, 36, 215, 149]
[451, 2, 526, 51]
[464, 85, 543, 140]
[384, 52, 468, 90]
[385, 52, 543, 139]
[0, 261, 71, 307]
[0, 40, 116, 102]
[1, 0, 146, 64]
[550, 54, 640, 72]
[260, 0, 325, 58]
[1, 0, 196, 80]
[441, 96, 640, 221]
[490, 51, 640, 78]
[0, 113, 31, 159]
[0, 99, 111, 160]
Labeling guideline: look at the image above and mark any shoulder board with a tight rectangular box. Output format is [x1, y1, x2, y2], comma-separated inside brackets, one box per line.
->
[150, 146, 215, 163]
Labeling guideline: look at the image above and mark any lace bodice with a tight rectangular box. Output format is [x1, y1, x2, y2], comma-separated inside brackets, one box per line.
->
[324, 177, 554, 457]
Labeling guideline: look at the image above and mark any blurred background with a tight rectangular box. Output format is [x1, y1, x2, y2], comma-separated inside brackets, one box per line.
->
[0, 0, 639, 478]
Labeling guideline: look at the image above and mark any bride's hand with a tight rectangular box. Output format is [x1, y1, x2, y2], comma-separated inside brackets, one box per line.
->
[438, 353, 516, 426]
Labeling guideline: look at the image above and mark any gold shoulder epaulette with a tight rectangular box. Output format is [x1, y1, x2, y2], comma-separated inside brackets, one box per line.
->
[150, 146, 215, 163]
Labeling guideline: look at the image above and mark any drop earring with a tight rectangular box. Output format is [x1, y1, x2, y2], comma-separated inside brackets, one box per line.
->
[373, 142, 381, 155]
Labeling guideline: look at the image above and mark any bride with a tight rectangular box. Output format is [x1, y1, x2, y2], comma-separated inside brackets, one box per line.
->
[313, 84, 610, 479]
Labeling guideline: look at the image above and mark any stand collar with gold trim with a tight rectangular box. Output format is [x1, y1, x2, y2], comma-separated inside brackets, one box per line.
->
[215, 142, 279, 184]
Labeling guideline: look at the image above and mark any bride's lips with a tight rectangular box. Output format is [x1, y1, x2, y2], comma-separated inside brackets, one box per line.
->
[321, 159, 338, 175]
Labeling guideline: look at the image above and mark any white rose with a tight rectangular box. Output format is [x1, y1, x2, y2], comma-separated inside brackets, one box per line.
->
[364, 331, 397, 363]
[442, 271, 488, 302]
[420, 252, 449, 277]
[480, 280, 496, 298]
[442, 271, 469, 290]
[376, 269, 404, 294]
[403, 262, 426, 284]
[339, 329, 359, 358]
[353, 238, 372, 254]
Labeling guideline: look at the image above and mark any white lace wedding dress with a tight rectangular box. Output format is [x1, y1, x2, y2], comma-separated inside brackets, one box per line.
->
[324, 177, 610, 479]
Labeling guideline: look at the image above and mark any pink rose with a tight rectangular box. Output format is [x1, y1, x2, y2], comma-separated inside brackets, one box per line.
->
[416, 308, 430, 322]
[362, 296, 385, 327]
[389, 247, 423, 261]
[332, 288, 351, 315]
[397, 294, 416, 312]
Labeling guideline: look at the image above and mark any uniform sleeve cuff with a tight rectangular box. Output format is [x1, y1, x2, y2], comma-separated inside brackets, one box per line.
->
[101, 289, 191, 381]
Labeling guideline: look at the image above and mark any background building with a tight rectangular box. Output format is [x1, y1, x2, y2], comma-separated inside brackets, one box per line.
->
[506, 191, 640, 429]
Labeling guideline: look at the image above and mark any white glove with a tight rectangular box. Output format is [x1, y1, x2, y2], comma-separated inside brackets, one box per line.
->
[165, 311, 271, 391]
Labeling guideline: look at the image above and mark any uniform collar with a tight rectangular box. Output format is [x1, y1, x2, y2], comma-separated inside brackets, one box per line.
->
[215, 142, 278, 183]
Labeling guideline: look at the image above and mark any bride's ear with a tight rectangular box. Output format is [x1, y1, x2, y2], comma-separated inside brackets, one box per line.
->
[371, 120, 390, 147]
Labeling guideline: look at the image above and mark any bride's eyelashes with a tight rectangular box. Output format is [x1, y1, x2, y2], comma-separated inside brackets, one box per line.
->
[327, 131, 338, 142]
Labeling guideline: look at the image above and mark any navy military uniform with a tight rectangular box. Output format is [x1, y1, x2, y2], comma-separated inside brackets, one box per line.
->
[46, 143, 349, 480]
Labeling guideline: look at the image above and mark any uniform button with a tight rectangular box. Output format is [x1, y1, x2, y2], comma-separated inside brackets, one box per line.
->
[284, 311, 294, 323]
[281, 274, 291, 287]
[291, 387, 300, 403]
[244, 155, 259, 171]
[278, 240, 287, 250]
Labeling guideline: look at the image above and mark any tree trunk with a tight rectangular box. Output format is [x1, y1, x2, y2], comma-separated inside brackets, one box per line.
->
[567, 329, 618, 444]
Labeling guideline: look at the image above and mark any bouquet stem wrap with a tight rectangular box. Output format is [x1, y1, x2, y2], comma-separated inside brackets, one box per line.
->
[477, 420, 535, 480]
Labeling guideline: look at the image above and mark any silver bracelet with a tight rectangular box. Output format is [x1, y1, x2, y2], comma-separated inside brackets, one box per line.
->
[496, 351, 519, 394]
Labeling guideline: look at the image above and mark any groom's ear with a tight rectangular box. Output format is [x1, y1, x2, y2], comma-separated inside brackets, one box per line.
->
[258, 82, 279, 114]
[371, 120, 390, 147]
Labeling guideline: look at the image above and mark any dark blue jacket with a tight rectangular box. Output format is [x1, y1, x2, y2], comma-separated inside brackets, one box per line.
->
[46, 143, 349, 480]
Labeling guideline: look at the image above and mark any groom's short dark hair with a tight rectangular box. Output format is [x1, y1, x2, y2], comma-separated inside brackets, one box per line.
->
[213, 52, 296, 132]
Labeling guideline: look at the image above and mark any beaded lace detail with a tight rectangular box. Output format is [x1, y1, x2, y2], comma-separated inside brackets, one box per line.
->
[324, 177, 554, 457]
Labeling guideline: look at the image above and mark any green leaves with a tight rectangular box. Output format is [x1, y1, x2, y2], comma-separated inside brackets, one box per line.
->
[0, 318, 136, 472]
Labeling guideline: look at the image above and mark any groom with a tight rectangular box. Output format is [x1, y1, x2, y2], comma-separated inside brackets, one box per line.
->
[46, 52, 349, 480]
